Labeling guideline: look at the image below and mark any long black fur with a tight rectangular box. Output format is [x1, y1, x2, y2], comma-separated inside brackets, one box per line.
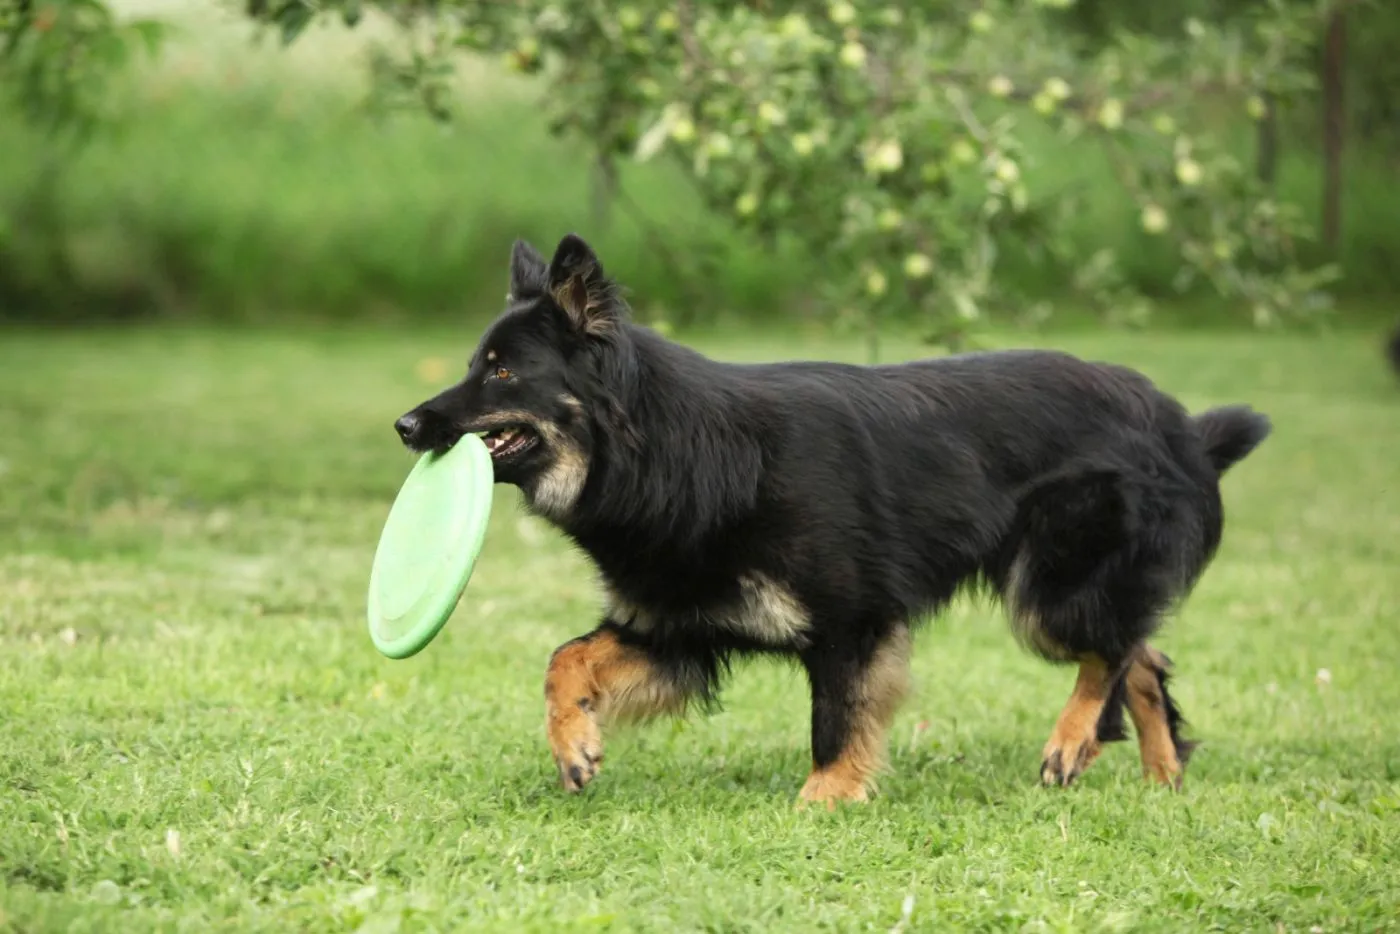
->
[1156, 656, 1200, 767]
[394, 233, 1271, 789]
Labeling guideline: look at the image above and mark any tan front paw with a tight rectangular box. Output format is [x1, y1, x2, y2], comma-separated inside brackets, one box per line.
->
[547, 701, 603, 792]
[797, 766, 871, 810]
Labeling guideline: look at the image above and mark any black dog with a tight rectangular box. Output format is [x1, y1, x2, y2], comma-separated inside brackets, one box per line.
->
[394, 234, 1271, 805]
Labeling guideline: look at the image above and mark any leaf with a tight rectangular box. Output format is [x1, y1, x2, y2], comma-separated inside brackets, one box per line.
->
[633, 111, 674, 162]
[128, 19, 167, 58]
[69, 0, 116, 20]
[277, 2, 315, 46]
[89, 31, 130, 70]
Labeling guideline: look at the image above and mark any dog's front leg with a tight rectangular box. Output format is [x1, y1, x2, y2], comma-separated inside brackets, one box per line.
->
[797, 625, 912, 808]
[544, 623, 688, 792]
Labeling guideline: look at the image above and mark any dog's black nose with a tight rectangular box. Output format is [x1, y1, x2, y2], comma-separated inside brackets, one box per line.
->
[394, 413, 421, 444]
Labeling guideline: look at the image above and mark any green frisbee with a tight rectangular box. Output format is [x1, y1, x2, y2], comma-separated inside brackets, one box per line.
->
[367, 433, 494, 659]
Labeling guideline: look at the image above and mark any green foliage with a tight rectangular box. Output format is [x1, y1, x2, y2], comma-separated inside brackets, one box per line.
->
[0, 1, 164, 288]
[3, 56, 1398, 325]
[1061, 0, 1400, 147]
[250, 0, 1342, 342]
[0, 71, 827, 323]
[1344, 0, 1400, 144]
[0, 0, 163, 144]
[3, 1, 1396, 326]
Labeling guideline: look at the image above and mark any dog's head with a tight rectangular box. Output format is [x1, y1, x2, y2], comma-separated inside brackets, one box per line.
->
[393, 233, 631, 520]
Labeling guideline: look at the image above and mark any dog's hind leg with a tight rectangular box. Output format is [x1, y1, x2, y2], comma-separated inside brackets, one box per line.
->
[797, 624, 911, 808]
[1004, 465, 1178, 788]
[544, 624, 698, 792]
[1040, 655, 1124, 786]
[1123, 644, 1197, 788]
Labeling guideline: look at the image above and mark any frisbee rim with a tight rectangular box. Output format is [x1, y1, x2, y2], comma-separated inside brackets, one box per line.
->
[366, 433, 494, 660]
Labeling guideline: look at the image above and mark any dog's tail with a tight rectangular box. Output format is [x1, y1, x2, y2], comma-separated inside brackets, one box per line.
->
[1387, 324, 1400, 377]
[1192, 405, 1272, 476]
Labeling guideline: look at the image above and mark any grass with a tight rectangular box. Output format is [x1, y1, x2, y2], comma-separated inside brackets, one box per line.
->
[2, 320, 1399, 932]
[2, 1, 1400, 324]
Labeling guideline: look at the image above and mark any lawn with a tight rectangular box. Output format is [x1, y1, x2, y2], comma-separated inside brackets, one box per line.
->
[1, 322, 1398, 933]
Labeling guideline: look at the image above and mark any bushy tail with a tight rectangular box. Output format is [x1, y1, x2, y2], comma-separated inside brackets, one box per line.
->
[1192, 405, 1272, 475]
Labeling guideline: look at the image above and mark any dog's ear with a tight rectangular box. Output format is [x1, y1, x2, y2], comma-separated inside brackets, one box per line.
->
[507, 238, 549, 302]
[547, 233, 622, 337]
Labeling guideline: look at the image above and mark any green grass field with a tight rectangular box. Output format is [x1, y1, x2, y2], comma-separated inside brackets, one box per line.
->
[2, 323, 1399, 932]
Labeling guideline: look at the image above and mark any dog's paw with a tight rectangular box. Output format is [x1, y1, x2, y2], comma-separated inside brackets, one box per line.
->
[547, 704, 604, 792]
[1140, 750, 1184, 790]
[1040, 731, 1101, 788]
[796, 767, 871, 810]
[1138, 734, 1193, 791]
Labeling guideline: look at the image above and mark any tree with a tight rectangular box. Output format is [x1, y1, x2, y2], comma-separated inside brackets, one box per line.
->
[249, 1, 1338, 344]
[0, 1, 164, 307]
[0, 1, 163, 142]
[1320, 1, 1346, 256]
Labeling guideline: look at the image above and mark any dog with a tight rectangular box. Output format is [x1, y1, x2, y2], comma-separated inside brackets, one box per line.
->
[393, 233, 1272, 806]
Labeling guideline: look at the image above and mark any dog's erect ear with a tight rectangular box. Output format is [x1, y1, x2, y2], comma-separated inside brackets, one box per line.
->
[547, 233, 621, 337]
[507, 239, 549, 302]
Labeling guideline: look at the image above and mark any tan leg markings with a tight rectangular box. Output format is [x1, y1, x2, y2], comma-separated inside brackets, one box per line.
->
[1041, 655, 1114, 787]
[799, 758, 872, 808]
[544, 629, 686, 792]
[798, 628, 911, 809]
[1125, 645, 1184, 788]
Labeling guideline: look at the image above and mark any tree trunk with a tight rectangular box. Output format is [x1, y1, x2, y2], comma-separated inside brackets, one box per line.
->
[1256, 92, 1278, 188]
[1321, 6, 1347, 255]
[590, 156, 616, 233]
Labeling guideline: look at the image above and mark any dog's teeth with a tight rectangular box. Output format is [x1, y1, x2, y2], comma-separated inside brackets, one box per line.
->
[481, 427, 526, 456]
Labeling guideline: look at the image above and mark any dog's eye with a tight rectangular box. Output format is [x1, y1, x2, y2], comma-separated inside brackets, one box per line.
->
[493, 366, 513, 381]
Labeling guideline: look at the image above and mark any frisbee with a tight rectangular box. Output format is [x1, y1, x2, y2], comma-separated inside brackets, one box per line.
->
[367, 433, 494, 659]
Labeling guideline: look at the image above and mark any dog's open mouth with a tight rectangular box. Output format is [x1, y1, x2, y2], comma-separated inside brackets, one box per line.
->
[478, 425, 539, 460]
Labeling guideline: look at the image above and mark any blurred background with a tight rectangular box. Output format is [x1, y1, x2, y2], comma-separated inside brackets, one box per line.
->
[0, 0, 1397, 340]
